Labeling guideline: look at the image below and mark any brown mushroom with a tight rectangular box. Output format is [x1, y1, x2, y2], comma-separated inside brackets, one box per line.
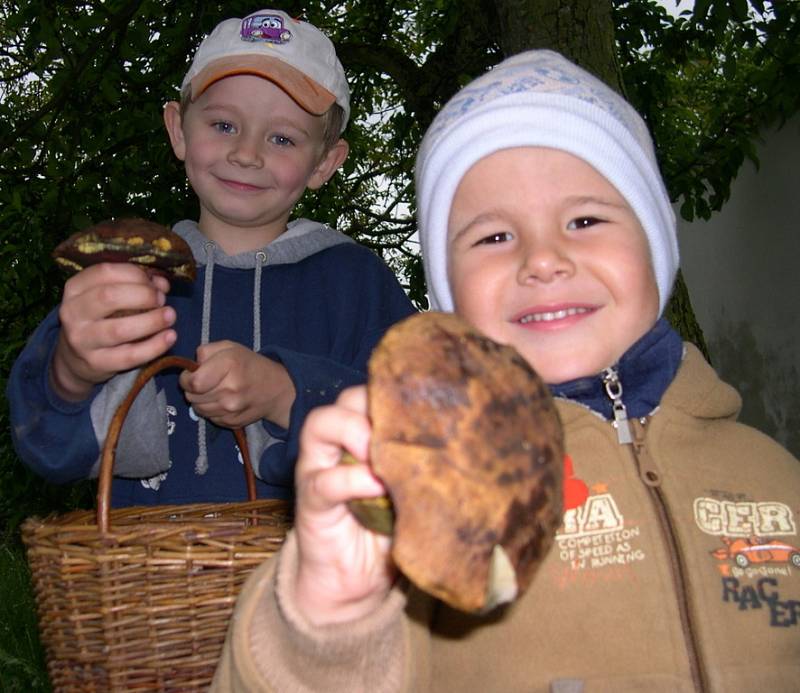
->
[52, 218, 196, 283]
[348, 311, 564, 613]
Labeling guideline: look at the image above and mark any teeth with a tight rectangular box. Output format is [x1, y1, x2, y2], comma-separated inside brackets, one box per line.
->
[519, 307, 590, 324]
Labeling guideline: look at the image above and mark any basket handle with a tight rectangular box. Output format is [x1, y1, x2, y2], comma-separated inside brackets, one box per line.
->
[96, 355, 257, 533]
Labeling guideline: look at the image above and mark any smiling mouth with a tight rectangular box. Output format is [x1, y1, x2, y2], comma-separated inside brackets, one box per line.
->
[219, 178, 264, 191]
[518, 306, 593, 324]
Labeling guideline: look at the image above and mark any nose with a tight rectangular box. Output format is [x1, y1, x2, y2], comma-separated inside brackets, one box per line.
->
[517, 235, 575, 284]
[228, 135, 263, 168]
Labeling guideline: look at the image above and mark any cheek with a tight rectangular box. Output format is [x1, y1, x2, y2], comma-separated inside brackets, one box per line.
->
[447, 253, 474, 313]
[603, 236, 657, 301]
[607, 244, 660, 344]
[626, 247, 660, 318]
[636, 272, 660, 328]
[449, 256, 502, 333]
[181, 136, 214, 170]
[273, 153, 317, 189]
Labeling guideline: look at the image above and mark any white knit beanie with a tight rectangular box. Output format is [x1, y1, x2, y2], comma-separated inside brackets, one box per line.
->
[415, 49, 678, 315]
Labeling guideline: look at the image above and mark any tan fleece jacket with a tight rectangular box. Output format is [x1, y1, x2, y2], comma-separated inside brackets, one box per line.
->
[212, 345, 800, 692]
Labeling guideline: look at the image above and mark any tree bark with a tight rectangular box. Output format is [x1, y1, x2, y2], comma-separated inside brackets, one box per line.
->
[493, 0, 621, 90]
[665, 270, 711, 361]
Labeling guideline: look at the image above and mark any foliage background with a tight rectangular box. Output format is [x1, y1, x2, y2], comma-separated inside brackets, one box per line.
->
[0, 0, 798, 688]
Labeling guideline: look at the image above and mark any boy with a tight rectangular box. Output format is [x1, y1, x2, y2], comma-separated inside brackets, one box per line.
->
[7, 9, 414, 505]
[212, 51, 800, 691]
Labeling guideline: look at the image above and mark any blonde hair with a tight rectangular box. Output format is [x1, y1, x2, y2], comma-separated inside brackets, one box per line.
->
[321, 103, 345, 151]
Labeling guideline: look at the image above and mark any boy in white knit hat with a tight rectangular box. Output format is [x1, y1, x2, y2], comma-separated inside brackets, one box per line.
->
[212, 50, 799, 691]
[7, 10, 413, 506]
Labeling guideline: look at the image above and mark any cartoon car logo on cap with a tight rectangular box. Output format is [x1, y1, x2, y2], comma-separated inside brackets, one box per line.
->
[241, 14, 291, 44]
[712, 536, 800, 568]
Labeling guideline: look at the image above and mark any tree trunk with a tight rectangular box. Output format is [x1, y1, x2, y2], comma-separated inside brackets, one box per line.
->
[493, 0, 620, 90]
[490, 0, 709, 358]
[664, 270, 711, 361]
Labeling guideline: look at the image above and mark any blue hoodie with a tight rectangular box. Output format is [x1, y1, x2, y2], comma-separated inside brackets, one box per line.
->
[7, 219, 416, 506]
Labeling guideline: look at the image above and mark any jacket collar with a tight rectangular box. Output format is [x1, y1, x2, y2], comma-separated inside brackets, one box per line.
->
[550, 318, 684, 420]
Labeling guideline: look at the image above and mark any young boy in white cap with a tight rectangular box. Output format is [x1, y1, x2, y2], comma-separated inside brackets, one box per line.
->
[7, 9, 414, 505]
[211, 50, 800, 691]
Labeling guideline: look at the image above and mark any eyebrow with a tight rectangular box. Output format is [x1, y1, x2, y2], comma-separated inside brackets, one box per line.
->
[451, 194, 630, 240]
[450, 211, 505, 243]
[200, 101, 237, 114]
[565, 195, 628, 209]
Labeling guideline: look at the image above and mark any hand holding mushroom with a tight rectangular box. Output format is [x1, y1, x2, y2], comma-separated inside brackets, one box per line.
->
[293, 312, 564, 622]
[50, 218, 195, 401]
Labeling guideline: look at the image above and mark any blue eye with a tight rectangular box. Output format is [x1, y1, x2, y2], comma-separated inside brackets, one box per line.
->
[212, 121, 236, 135]
[270, 134, 294, 147]
[567, 217, 602, 230]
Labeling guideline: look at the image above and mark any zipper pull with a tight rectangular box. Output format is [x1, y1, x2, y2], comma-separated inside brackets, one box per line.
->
[602, 367, 633, 445]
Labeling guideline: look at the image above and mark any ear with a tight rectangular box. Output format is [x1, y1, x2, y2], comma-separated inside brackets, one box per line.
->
[307, 138, 349, 190]
[163, 101, 187, 161]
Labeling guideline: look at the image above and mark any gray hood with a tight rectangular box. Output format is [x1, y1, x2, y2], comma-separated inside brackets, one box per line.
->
[172, 218, 354, 269]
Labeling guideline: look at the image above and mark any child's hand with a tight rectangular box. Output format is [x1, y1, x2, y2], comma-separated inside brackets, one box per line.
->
[51, 263, 176, 401]
[293, 386, 396, 626]
[179, 341, 296, 429]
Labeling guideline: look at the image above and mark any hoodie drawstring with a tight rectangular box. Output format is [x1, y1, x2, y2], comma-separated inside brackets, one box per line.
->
[195, 241, 216, 475]
[252, 251, 266, 353]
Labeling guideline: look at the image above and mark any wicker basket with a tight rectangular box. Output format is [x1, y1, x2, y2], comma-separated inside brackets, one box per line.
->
[21, 356, 293, 691]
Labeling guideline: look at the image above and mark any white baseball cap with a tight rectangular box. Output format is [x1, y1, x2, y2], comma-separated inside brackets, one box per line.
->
[181, 9, 350, 130]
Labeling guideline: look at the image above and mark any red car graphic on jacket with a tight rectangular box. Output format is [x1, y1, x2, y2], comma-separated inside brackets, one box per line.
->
[712, 536, 800, 568]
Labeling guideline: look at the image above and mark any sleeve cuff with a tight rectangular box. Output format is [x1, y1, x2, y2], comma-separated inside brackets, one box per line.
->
[225, 531, 411, 692]
[42, 337, 99, 414]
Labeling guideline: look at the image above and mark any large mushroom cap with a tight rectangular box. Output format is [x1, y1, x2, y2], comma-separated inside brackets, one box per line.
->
[53, 218, 196, 282]
[363, 312, 564, 613]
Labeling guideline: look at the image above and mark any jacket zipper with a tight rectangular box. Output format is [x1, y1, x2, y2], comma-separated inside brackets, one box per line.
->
[601, 367, 708, 692]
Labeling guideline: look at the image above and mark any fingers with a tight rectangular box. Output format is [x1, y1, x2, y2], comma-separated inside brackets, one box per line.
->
[145, 272, 171, 294]
[194, 340, 235, 362]
[302, 459, 387, 518]
[79, 328, 177, 374]
[180, 346, 297, 430]
[179, 356, 227, 396]
[336, 384, 369, 416]
[299, 386, 370, 471]
[179, 345, 257, 427]
[296, 386, 384, 514]
[53, 263, 178, 392]
[62, 263, 168, 318]
[290, 386, 394, 625]
[180, 342, 239, 393]
[59, 301, 176, 354]
[51, 317, 176, 400]
[63, 263, 164, 300]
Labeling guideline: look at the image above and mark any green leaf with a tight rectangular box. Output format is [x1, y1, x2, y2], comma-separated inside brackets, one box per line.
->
[723, 54, 737, 79]
[100, 77, 120, 105]
[693, 0, 713, 20]
[680, 198, 695, 222]
[731, 0, 750, 22]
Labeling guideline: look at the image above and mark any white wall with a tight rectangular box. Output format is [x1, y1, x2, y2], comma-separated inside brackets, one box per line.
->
[677, 115, 800, 457]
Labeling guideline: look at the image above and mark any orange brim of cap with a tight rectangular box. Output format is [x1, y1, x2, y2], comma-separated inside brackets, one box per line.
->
[190, 55, 336, 115]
